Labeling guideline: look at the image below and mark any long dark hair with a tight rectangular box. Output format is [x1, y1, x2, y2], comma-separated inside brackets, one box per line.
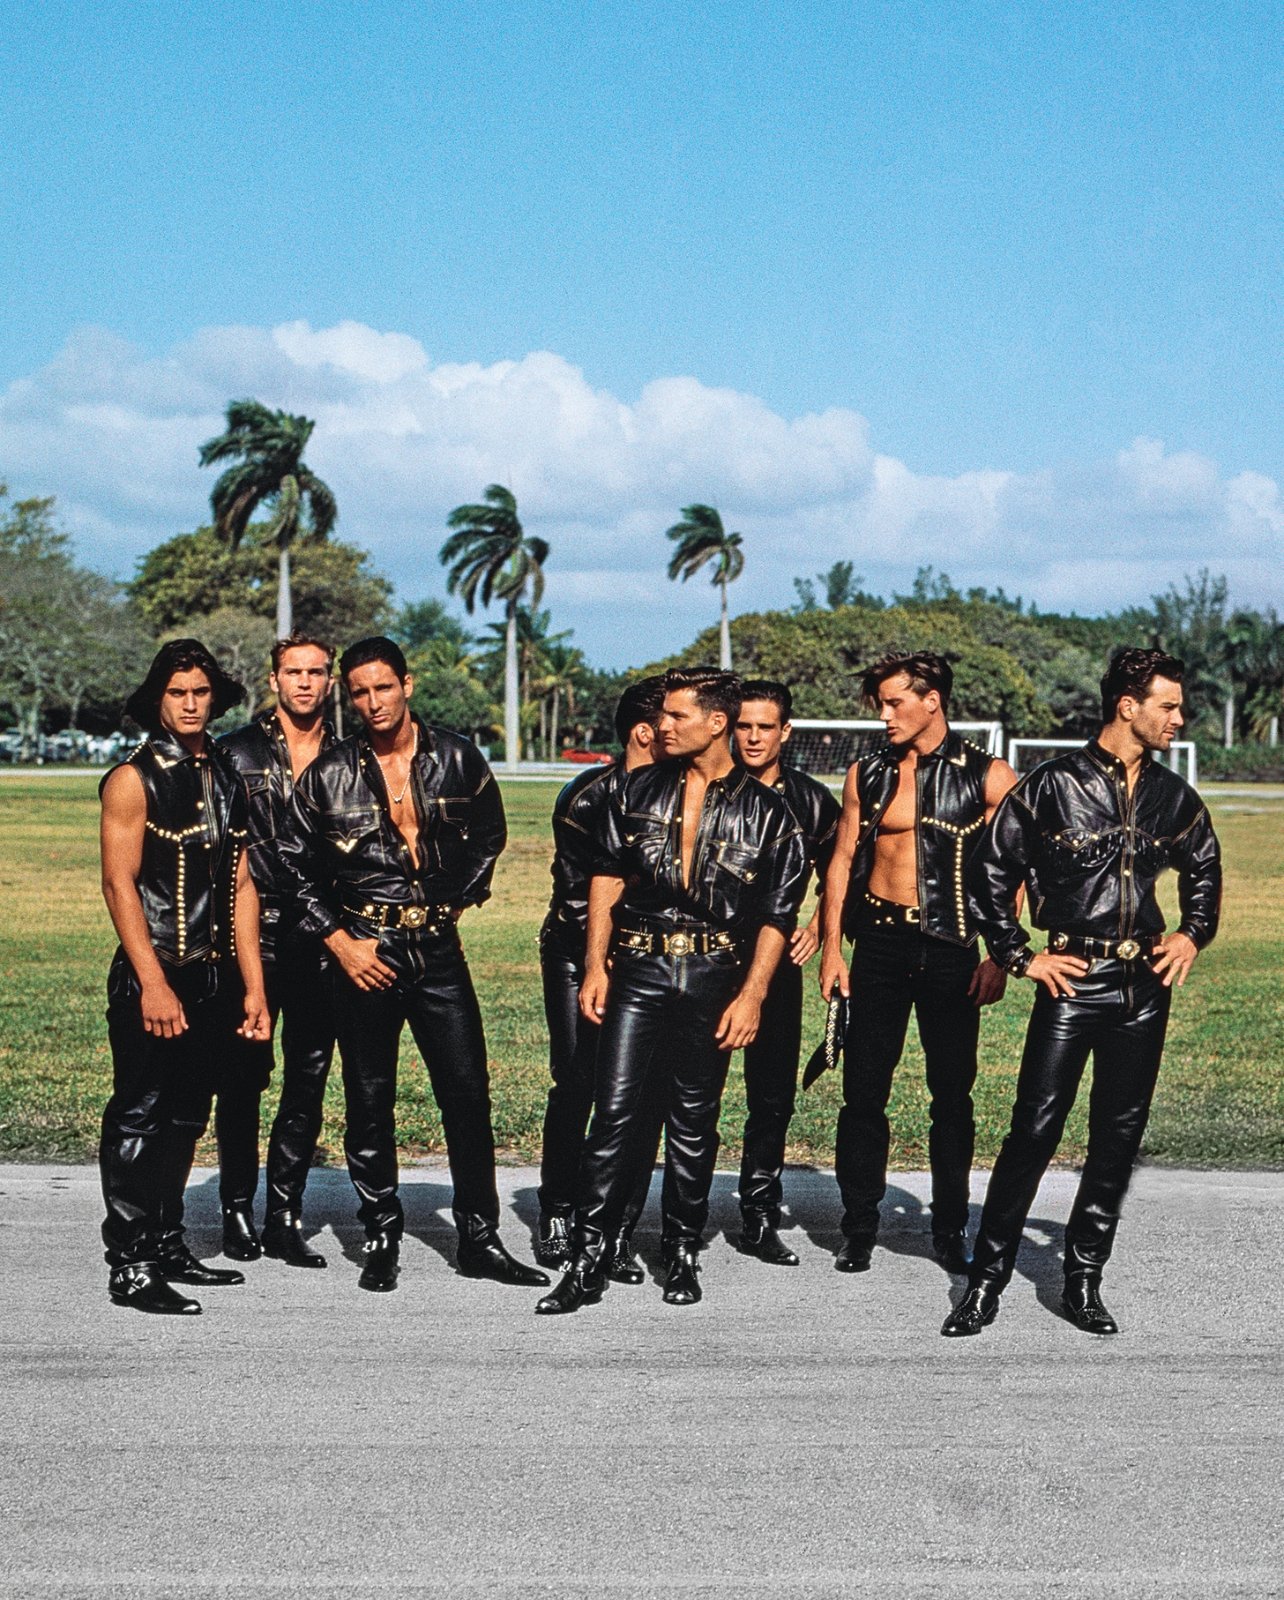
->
[124, 638, 247, 734]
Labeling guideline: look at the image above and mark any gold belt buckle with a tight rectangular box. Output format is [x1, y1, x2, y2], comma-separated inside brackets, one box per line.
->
[666, 932, 694, 957]
[400, 906, 428, 929]
[1051, 932, 1069, 951]
[1116, 938, 1141, 960]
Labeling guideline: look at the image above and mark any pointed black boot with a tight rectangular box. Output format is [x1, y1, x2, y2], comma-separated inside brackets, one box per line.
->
[535, 1259, 607, 1315]
[941, 1281, 1001, 1337]
[221, 1205, 262, 1262]
[932, 1230, 973, 1275]
[606, 1229, 646, 1285]
[262, 1209, 327, 1269]
[456, 1222, 550, 1287]
[834, 1235, 874, 1273]
[109, 1263, 202, 1315]
[358, 1232, 400, 1292]
[661, 1242, 702, 1305]
[534, 1213, 573, 1268]
[1062, 1271, 1119, 1335]
[738, 1212, 800, 1267]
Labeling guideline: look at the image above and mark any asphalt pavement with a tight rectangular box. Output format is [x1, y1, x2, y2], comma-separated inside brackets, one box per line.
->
[1, 1162, 1280, 1599]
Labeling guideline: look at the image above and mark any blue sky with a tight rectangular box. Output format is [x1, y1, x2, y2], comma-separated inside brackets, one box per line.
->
[1, 0, 1280, 665]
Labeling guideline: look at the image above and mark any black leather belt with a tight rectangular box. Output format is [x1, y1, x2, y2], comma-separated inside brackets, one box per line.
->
[862, 891, 921, 928]
[615, 925, 739, 957]
[1048, 931, 1161, 962]
[343, 898, 454, 933]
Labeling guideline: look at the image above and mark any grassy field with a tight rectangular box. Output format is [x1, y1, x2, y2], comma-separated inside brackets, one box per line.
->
[1, 773, 1281, 1170]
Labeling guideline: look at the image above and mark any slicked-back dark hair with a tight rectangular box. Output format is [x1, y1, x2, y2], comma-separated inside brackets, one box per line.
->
[340, 636, 409, 683]
[738, 678, 793, 723]
[861, 651, 953, 712]
[614, 676, 666, 747]
[271, 630, 336, 673]
[663, 666, 743, 726]
[124, 638, 246, 734]
[1100, 647, 1185, 723]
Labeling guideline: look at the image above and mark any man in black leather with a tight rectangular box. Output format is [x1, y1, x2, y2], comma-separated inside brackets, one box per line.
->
[536, 667, 807, 1314]
[219, 632, 338, 1267]
[731, 679, 840, 1266]
[943, 648, 1221, 1339]
[99, 639, 271, 1314]
[535, 677, 666, 1280]
[821, 652, 1017, 1275]
[277, 636, 546, 1294]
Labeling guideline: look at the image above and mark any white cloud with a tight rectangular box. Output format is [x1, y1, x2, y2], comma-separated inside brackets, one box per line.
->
[0, 319, 1279, 666]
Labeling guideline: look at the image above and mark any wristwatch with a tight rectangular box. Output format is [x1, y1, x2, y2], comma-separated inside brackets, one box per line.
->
[1005, 947, 1034, 978]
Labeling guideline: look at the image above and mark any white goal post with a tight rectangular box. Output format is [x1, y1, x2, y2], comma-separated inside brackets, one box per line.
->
[1008, 738, 1199, 788]
[786, 720, 1005, 779]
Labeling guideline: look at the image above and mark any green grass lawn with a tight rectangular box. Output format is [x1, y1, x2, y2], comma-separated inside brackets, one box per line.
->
[1, 774, 1280, 1169]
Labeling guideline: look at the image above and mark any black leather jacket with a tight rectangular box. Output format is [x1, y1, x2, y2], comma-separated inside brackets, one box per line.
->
[842, 729, 995, 946]
[101, 731, 248, 966]
[278, 716, 507, 939]
[968, 740, 1222, 972]
[774, 765, 841, 902]
[543, 760, 623, 956]
[594, 760, 807, 938]
[220, 710, 336, 918]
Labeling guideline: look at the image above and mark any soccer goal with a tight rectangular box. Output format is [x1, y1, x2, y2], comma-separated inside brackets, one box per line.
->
[786, 720, 1005, 779]
[1007, 738, 1199, 788]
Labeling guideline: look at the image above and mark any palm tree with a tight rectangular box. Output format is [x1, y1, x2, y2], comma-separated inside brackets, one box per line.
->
[440, 484, 549, 766]
[665, 504, 745, 669]
[198, 400, 337, 637]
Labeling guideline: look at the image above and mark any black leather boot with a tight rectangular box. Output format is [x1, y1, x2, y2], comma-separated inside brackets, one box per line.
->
[159, 1242, 246, 1286]
[358, 1232, 400, 1292]
[457, 1222, 550, 1287]
[1062, 1271, 1119, 1335]
[261, 1209, 327, 1269]
[932, 1230, 973, 1275]
[221, 1204, 262, 1262]
[606, 1229, 646, 1284]
[739, 1212, 800, 1267]
[941, 1282, 1001, 1337]
[534, 1212, 573, 1268]
[535, 1259, 606, 1315]
[834, 1235, 875, 1273]
[109, 1263, 202, 1315]
[662, 1242, 702, 1305]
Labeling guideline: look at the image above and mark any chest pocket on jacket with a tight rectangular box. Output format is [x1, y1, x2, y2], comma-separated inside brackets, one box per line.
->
[712, 841, 759, 884]
[1131, 831, 1171, 876]
[243, 772, 276, 839]
[621, 811, 671, 880]
[325, 807, 380, 859]
[1047, 827, 1117, 874]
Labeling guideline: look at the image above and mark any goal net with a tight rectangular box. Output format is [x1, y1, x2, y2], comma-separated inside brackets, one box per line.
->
[785, 720, 1005, 779]
[1007, 738, 1199, 787]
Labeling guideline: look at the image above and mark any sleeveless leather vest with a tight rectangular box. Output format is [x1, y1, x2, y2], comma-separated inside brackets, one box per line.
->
[843, 728, 994, 946]
[102, 731, 248, 965]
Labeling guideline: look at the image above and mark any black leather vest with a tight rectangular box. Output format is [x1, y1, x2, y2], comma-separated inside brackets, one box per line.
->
[102, 732, 248, 965]
[843, 728, 993, 946]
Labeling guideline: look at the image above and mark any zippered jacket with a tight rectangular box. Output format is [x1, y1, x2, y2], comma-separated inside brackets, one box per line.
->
[277, 717, 506, 939]
[100, 731, 249, 965]
[220, 709, 336, 912]
[592, 759, 807, 937]
[841, 728, 994, 946]
[967, 740, 1221, 972]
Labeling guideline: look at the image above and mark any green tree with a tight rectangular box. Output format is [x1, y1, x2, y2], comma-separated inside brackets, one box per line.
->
[199, 400, 338, 637]
[392, 598, 474, 655]
[440, 484, 549, 766]
[793, 560, 871, 613]
[665, 504, 745, 670]
[129, 525, 391, 649]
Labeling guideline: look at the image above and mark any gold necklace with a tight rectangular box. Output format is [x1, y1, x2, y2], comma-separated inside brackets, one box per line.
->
[383, 732, 417, 806]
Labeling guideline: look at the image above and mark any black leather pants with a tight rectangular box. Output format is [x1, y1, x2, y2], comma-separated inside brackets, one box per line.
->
[834, 923, 980, 1240]
[537, 932, 658, 1229]
[738, 957, 804, 1222]
[333, 927, 500, 1240]
[100, 952, 229, 1266]
[575, 942, 742, 1260]
[971, 960, 1172, 1288]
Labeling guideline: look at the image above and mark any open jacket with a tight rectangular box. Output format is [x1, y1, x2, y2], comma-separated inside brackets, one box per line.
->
[277, 716, 506, 940]
[593, 759, 807, 938]
[967, 740, 1221, 971]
